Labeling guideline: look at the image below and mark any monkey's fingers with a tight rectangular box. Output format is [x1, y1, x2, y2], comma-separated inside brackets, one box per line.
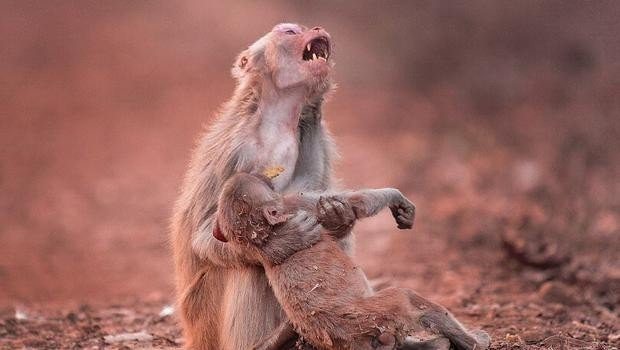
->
[332, 197, 355, 220]
[397, 201, 416, 214]
[318, 197, 328, 218]
[398, 209, 415, 221]
[396, 215, 413, 229]
[318, 196, 353, 230]
[398, 206, 415, 215]
[318, 197, 336, 225]
[327, 197, 348, 220]
[320, 197, 339, 219]
[393, 209, 414, 228]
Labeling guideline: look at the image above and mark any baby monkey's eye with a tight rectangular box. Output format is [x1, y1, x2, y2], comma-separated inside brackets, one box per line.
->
[285, 30, 297, 35]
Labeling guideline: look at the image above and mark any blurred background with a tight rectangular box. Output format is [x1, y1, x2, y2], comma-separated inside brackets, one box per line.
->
[1, 1, 619, 347]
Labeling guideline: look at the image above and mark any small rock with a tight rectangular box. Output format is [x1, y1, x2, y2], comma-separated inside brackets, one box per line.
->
[14, 309, 28, 321]
[158, 305, 175, 318]
[104, 331, 153, 343]
[607, 333, 620, 343]
[521, 329, 552, 343]
[505, 333, 524, 345]
[537, 281, 582, 305]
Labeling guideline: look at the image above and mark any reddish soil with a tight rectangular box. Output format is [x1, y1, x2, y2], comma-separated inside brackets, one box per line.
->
[1, 2, 619, 349]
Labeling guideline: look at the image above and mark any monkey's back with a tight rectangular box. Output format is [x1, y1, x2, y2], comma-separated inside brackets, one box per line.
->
[265, 234, 376, 347]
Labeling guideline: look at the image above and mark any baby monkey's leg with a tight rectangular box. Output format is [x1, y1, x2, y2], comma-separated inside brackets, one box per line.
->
[404, 290, 490, 350]
[355, 288, 489, 350]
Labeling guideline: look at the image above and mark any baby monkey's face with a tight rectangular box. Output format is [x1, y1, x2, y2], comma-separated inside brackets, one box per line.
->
[214, 173, 287, 244]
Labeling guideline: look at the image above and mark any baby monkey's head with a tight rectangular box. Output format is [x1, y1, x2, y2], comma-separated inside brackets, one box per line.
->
[214, 173, 289, 245]
[232, 23, 333, 93]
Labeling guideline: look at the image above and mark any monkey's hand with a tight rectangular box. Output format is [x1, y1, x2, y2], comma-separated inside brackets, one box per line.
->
[262, 211, 321, 265]
[317, 195, 356, 239]
[389, 193, 415, 229]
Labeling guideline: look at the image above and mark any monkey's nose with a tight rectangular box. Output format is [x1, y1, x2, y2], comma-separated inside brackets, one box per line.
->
[312, 27, 322, 31]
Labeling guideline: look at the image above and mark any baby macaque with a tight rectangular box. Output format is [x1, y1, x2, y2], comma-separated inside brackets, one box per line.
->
[214, 173, 491, 350]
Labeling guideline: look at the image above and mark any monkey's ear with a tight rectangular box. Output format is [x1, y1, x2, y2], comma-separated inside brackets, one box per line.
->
[239, 56, 249, 69]
[232, 51, 251, 79]
[262, 206, 288, 226]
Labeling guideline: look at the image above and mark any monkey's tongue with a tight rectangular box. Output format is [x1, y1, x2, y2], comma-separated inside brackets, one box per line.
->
[213, 219, 228, 242]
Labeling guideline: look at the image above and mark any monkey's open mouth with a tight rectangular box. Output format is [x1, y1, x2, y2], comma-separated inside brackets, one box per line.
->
[303, 37, 330, 62]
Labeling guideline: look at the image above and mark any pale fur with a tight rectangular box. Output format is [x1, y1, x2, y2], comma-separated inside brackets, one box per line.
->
[170, 24, 351, 350]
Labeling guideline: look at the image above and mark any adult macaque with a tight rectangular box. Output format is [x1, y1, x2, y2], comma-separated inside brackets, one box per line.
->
[170, 23, 357, 349]
[215, 173, 490, 350]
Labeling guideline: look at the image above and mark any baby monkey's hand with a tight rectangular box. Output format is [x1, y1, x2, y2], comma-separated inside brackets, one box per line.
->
[317, 195, 356, 237]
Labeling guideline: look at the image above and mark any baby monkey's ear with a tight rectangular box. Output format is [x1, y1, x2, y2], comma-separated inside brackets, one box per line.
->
[262, 206, 288, 226]
[212, 219, 228, 242]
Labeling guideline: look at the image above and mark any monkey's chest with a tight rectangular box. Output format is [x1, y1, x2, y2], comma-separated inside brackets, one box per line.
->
[254, 133, 299, 191]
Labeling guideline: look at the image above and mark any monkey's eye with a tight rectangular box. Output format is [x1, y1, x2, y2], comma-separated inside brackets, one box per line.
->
[273, 23, 302, 35]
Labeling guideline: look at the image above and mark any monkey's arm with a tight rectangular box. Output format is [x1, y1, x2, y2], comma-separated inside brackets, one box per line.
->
[283, 193, 356, 239]
[322, 188, 415, 230]
[286, 111, 356, 238]
[287, 105, 331, 193]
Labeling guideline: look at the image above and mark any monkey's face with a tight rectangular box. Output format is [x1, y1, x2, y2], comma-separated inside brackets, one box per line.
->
[215, 173, 286, 244]
[233, 23, 333, 93]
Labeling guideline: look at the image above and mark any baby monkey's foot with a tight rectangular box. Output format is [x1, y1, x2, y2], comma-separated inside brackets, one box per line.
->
[399, 336, 450, 350]
[469, 330, 491, 350]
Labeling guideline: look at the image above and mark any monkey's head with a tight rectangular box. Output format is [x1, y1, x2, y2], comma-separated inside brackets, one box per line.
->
[232, 23, 333, 94]
[214, 173, 290, 245]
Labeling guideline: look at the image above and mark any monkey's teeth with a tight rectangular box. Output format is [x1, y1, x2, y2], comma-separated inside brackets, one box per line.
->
[318, 57, 326, 62]
[312, 53, 317, 60]
[307, 43, 311, 51]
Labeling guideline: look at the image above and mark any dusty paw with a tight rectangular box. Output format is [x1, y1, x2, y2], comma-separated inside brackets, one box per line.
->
[470, 330, 491, 350]
[400, 336, 450, 350]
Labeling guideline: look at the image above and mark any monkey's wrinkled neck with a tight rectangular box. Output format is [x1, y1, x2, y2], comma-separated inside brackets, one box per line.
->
[257, 79, 308, 131]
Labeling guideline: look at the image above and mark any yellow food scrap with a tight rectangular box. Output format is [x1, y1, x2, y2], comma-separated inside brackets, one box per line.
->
[263, 166, 285, 179]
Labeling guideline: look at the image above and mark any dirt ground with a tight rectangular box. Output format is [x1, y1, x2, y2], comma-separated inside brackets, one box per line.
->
[1, 2, 619, 349]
